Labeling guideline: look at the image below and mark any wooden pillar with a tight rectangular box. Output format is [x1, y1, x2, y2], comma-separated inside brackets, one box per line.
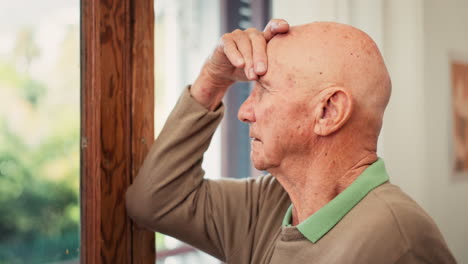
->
[80, 0, 155, 263]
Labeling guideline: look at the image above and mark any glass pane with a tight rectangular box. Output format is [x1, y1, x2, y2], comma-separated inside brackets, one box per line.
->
[0, 1, 80, 263]
[154, 0, 221, 263]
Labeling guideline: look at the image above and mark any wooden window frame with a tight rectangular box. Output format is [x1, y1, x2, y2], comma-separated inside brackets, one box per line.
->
[80, 0, 155, 263]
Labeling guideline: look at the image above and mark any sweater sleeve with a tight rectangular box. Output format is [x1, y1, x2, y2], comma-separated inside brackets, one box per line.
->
[125, 86, 267, 261]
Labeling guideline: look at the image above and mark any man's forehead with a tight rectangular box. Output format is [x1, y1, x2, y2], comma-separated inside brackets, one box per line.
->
[266, 27, 309, 64]
[264, 30, 307, 78]
[268, 28, 297, 48]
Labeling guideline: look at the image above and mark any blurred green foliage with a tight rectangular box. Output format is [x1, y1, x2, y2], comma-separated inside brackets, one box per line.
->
[156, 233, 167, 251]
[0, 25, 80, 264]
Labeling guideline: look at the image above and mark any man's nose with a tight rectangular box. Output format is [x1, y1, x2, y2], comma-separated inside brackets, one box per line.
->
[238, 95, 255, 123]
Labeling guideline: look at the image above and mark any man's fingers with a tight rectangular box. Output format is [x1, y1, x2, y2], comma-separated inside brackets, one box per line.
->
[263, 19, 289, 41]
[211, 22, 288, 83]
[249, 31, 268, 76]
[222, 35, 245, 68]
[233, 30, 256, 80]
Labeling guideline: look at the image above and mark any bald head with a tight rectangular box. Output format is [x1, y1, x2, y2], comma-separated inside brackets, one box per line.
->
[263, 22, 391, 143]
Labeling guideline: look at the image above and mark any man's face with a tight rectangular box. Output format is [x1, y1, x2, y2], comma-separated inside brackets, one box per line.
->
[237, 31, 322, 171]
[238, 73, 316, 171]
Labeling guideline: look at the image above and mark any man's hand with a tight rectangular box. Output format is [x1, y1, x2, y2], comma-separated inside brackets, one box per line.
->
[191, 19, 290, 111]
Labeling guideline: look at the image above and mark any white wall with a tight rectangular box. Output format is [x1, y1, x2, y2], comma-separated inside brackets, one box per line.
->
[272, 0, 468, 262]
[381, 0, 427, 205]
[423, 0, 468, 262]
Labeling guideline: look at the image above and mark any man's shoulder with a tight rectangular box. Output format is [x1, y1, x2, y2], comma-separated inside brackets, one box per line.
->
[336, 183, 413, 243]
[353, 183, 455, 262]
[355, 183, 441, 239]
[368, 183, 439, 236]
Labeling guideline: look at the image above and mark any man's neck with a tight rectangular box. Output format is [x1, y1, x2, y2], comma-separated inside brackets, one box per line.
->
[271, 151, 378, 226]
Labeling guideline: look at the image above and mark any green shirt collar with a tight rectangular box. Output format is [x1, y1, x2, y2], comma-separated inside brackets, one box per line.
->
[282, 158, 389, 243]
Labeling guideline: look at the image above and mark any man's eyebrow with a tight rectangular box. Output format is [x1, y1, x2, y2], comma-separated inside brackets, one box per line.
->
[257, 76, 271, 88]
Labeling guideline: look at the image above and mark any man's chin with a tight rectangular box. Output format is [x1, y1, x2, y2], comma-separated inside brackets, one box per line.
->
[251, 155, 267, 171]
[251, 155, 274, 171]
[253, 162, 268, 171]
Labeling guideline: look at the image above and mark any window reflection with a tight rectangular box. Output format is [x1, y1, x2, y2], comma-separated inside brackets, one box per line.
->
[0, 1, 80, 263]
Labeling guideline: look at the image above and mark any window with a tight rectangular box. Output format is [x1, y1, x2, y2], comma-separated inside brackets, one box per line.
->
[154, 0, 221, 262]
[0, 1, 80, 263]
[153, 0, 269, 262]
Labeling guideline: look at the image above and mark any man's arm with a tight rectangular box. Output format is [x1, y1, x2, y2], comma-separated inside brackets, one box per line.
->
[125, 20, 289, 261]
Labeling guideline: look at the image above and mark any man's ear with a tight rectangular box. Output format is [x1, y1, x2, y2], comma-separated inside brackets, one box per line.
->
[313, 88, 353, 136]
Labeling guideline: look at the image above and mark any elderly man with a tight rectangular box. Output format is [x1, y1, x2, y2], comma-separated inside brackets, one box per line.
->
[126, 19, 456, 263]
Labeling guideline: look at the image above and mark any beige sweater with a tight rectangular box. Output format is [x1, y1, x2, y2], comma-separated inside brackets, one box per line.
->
[126, 87, 456, 264]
